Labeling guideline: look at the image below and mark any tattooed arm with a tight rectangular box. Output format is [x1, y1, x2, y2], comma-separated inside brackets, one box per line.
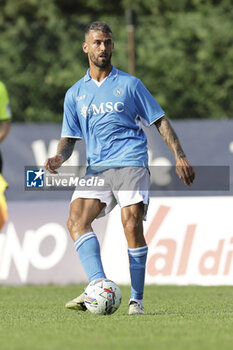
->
[154, 116, 195, 186]
[44, 137, 76, 174]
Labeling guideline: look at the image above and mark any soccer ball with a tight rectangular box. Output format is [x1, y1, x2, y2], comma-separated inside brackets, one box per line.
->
[84, 278, 122, 315]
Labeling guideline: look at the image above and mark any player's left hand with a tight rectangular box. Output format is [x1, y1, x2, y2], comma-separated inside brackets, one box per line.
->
[176, 157, 195, 186]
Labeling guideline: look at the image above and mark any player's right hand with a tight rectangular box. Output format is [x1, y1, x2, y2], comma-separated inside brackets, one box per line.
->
[44, 155, 64, 174]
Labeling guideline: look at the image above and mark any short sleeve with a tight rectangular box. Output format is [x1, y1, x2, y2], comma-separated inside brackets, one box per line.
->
[134, 80, 165, 127]
[61, 88, 83, 139]
[0, 82, 12, 121]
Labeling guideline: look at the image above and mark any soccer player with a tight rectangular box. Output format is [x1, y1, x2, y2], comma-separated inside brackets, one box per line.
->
[45, 21, 195, 315]
[0, 81, 11, 229]
[0, 81, 11, 172]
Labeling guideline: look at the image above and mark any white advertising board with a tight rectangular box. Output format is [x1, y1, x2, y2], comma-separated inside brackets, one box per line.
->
[1, 197, 233, 285]
[102, 197, 233, 286]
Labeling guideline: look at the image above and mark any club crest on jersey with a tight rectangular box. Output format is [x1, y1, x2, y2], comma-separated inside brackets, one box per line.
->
[113, 88, 124, 97]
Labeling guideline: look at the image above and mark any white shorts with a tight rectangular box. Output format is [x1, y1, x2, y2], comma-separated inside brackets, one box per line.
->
[71, 167, 150, 220]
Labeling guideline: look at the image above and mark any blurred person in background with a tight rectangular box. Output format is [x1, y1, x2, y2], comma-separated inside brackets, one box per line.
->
[0, 81, 11, 229]
[0, 81, 11, 169]
[45, 21, 195, 315]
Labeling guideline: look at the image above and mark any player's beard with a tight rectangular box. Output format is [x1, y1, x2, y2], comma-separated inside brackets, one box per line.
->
[89, 52, 112, 69]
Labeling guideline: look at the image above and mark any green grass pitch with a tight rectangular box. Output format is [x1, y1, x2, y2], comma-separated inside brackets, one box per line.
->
[1, 285, 233, 350]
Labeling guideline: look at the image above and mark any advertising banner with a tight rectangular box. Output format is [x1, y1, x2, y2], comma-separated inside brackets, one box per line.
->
[0, 201, 107, 285]
[2, 120, 233, 201]
[1, 196, 233, 286]
[0, 121, 233, 285]
[102, 197, 233, 286]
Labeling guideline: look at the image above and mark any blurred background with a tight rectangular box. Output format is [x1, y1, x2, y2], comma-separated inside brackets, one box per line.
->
[1, 0, 233, 122]
[0, 0, 233, 286]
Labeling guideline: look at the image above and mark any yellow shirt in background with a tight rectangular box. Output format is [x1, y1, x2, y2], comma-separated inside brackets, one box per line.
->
[0, 81, 12, 121]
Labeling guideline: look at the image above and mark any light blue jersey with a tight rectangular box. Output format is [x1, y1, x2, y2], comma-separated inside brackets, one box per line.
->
[61, 66, 165, 173]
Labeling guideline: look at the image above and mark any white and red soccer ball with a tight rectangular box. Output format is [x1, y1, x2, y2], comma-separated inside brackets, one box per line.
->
[84, 278, 122, 315]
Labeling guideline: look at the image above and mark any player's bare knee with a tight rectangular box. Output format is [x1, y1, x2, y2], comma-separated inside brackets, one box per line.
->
[123, 215, 141, 234]
[67, 216, 87, 238]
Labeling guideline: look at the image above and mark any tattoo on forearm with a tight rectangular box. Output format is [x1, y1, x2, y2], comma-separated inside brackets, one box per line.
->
[57, 138, 76, 161]
[155, 117, 186, 159]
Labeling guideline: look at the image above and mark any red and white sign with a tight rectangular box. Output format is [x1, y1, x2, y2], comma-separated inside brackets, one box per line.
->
[1, 197, 233, 285]
[102, 197, 233, 285]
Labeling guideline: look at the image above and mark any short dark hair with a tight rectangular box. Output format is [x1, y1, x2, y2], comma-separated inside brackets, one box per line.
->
[85, 21, 113, 37]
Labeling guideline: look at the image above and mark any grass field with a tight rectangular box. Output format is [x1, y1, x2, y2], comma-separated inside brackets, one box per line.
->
[1, 285, 233, 350]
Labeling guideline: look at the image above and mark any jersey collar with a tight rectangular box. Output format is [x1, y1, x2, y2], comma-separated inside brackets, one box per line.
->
[84, 66, 118, 83]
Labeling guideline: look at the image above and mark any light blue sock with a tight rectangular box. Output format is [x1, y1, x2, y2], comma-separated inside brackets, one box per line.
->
[128, 245, 148, 300]
[74, 232, 106, 282]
